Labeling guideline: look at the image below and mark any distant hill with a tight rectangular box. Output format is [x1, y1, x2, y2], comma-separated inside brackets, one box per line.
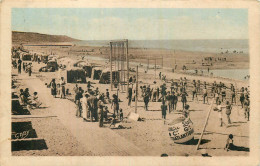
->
[12, 31, 80, 43]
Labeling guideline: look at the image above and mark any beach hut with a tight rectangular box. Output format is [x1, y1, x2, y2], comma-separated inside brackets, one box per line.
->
[73, 61, 90, 68]
[99, 68, 120, 84]
[21, 52, 32, 61]
[91, 67, 103, 80]
[46, 60, 59, 71]
[82, 65, 93, 78]
[67, 67, 87, 83]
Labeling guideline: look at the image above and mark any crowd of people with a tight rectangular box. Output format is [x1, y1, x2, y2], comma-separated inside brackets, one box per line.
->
[13, 58, 33, 76]
[125, 72, 251, 124]
[18, 88, 42, 110]
[48, 78, 124, 128]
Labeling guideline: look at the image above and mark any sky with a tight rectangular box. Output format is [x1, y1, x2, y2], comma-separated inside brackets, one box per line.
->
[12, 8, 248, 40]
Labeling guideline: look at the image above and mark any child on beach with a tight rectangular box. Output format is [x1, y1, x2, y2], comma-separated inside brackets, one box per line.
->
[119, 109, 123, 121]
[104, 106, 109, 121]
[109, 114, 117, 128]
[225, 134, 234, 151]
[182, 104, 190, 118]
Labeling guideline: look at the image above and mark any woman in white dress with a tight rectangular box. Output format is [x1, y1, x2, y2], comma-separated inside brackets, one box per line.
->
[81, 93, 89, 121]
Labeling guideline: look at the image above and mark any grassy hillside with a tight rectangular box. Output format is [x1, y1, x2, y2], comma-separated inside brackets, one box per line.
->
[12, 31, 80, 43]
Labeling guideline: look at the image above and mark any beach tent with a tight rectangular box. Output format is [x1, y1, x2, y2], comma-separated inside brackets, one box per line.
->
[82, 65, 93, 78]
[73, 61, 90, 68]
[99, 68, 120, 84]
[46, 60, 59, 71]
[91, 67, 103, 80]
[21, 52, 32, 61]
[67, 67, 87, 83]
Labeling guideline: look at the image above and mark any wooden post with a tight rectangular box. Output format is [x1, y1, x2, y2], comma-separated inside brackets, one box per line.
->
[120, 43, 123, 92]
[147, 58, 149, 71]
[196, 99, 214, 150]
[110, 42, 113, 90]
[126, 40, 129, 96]
[135, 65, 138, 113]
[123, 43, 126, 91]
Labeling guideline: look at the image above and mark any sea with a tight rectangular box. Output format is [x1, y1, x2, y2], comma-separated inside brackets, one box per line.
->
[74, 39, 249, 81]
[188, 69, 249, 81]
[74, 39, 249, 54]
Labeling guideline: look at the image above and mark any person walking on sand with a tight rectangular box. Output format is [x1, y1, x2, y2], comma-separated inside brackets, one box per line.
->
[22, 62, 25, 71]
[111, 94, 119, 118]
[172, 91, 178, 111]
[225, 101, 232, 124]
[60, 77, 66, 99]
[97, 99, 104, 127]
[231, 89, 236, 104]
[143, 90, 150, 111]
[28, 63, 32, 76]
[216, 101, 226, 127]
[239, 89, 245, 108]
[243, 97, 250, 121]
[181, 91, 188, 109]
[81, 93, 89, 121]
[166, 91, 172, 113]
[221, 88, 226, 102]
[87, 91, 96, 122]
[50, 79, 57, 98]
[197, 80, 201, 93]
[192, 84, 198, 101]
[161, 100, 167, 120]
[75, 89, 83, 117]
[18, 58, 22, 74]
[119, 108, 123, 121]
[128, 86, 133, 106]
[203, 87, 208, 104]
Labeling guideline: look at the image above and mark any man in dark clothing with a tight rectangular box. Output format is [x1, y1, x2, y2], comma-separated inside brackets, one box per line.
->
[166, 92, 173, 113]
[106, 89, 110, 99]
[18, 58, 22, 74]
[160, 84, 167, 101]
[87, 81, 94, 89]
[128, 87, 132, 106]
[75, 89, 83, 117]
[161, 100, 167, 119]
[181, 91, 188, 109]
[23, 62, 25, 71]
[87, 92, 98, 121]
[112, 94, 119, 118]
[143, 91, 150, 111]
[97, 99, 104, 127]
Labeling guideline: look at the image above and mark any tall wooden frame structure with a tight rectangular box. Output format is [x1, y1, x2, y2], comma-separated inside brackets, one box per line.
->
[109, 39, 129, 91]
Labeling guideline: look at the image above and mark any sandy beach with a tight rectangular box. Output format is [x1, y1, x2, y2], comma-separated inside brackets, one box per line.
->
[11, 42, 249, 156]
